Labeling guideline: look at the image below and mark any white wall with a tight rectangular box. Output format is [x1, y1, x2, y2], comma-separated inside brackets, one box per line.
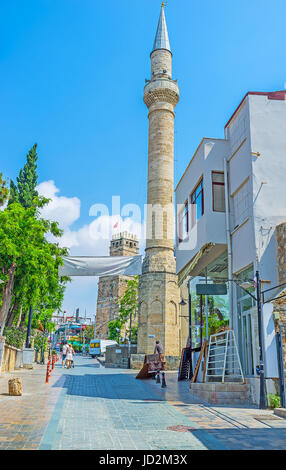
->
[249, 94, 286, 292]
[175, 138, 229, 275]
[226, 98, 257, 276]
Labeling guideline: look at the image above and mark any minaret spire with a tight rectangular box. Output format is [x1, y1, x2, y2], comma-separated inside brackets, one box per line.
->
[152, 3, 171, 53]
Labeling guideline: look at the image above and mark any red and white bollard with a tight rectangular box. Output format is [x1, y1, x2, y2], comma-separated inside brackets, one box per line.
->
[45, 355, 52, 384]
[52, 354, 56, 371]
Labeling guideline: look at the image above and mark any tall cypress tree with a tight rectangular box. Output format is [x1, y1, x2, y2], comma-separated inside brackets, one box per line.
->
[9, 143, 39, 208]
[0, 173, 9, 206]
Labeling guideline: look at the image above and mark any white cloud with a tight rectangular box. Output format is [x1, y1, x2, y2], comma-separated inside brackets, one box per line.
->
[37, 180, 81, 228]
[36, 181, 145, 318]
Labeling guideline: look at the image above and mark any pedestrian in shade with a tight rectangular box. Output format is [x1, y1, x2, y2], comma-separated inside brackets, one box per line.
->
[154, 340, 166, 372]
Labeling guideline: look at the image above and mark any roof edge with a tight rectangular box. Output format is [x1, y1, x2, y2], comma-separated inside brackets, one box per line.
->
[224, 90, 286, 129]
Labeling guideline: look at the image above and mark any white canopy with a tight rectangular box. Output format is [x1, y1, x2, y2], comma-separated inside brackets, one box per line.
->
[59, 255, 142, 277]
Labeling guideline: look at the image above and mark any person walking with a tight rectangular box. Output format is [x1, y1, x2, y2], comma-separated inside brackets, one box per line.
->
[61, 341, 68, 368]
[70, 344, 76, 368]
[65, 344, 74, 369]
[154, 340, 166, 370]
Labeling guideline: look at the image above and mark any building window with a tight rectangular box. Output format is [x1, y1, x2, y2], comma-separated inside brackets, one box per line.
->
[191, 178, 204, 227]
[231, 179, 251, 230]
[212, 171, 226, 212]
[178, 201, 189, 243]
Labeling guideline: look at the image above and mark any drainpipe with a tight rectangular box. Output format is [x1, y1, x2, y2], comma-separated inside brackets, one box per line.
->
[224, 158, 233, 331]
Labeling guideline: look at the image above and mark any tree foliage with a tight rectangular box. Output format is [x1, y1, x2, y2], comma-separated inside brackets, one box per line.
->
[108, 319, 123, 342]
[108, 277, 139, 343]
[0, 201, 69, 334]
[0, 173, 9, 206]
[81, 325, 95, 343]
[0, 144, 70, 335]
[3, 325, 26, 349]
[8, 144, 43, 208]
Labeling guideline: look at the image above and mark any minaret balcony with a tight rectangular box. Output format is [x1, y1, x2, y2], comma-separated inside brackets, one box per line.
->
[143, 78, 179, 109]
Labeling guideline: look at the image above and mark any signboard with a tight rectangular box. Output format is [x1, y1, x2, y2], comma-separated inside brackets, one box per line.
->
[196, 284, 227, 296]
[115, 349, 122, 354]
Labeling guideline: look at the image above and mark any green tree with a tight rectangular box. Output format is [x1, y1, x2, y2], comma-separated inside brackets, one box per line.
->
[0, 173, 9, 206]
[3, 325, 26, 349]
[108, 319, 123, 342]
[0, 202, 69, 334]
[109, 276, 139, 343]
[82, 325, 95, 343]
[8, 144, 48, 208]
[3, 144, 68, 331]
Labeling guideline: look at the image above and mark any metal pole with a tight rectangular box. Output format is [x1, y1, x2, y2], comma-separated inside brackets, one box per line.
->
[256, 270, 267, 409]
[224, 157, 233, 331]
[188, 280, 193, 380]
[276, 326, 286, 408]
[25, 305, 33, 349]
[205, 297, 209, 341]
[188, 281, 192, 348]
[128, 311, 132, 369]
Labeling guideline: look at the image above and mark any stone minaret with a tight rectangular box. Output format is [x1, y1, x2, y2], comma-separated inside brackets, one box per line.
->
[137, 5, 180, 357]
[95, 233, 139, 338]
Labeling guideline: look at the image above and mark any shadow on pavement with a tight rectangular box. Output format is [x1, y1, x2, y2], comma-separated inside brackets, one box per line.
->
[51, 372, 169, 401]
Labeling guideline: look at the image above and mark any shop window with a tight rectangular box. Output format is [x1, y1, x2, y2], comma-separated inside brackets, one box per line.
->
[191, 178, 204, 228]
[212, 171, 226, 212]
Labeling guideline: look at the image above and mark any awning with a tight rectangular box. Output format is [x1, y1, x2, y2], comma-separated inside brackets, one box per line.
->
[59, 255, 142, 277]
[177, 243, 214, 287]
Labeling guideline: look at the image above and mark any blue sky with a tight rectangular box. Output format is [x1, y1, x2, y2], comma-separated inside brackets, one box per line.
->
[1, 0, 286, 318]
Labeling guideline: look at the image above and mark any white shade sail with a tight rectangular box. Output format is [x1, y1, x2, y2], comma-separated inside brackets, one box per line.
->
[59, 255, 142, 277]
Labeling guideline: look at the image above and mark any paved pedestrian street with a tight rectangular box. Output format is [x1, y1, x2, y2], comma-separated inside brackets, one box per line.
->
[1, 356, 286, 450]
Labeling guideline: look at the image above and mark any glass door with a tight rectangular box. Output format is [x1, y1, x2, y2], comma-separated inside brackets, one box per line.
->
[241, 310, 254, 376]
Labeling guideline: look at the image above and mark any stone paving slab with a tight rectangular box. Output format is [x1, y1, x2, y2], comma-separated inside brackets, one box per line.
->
[1, 356, 286, 450]
[0, 363, 63, 450]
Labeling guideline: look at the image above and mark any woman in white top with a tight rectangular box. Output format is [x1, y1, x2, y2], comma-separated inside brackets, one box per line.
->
[66, 344, 74, 369]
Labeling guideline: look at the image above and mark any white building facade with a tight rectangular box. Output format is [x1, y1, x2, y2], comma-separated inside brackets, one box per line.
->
[175, 91, 286, 402]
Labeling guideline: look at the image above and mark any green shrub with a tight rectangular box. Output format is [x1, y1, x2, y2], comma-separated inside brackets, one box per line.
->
[3, 326, 26, 349]
[268, 393, 281, 409]
[33, 331, 47, 351]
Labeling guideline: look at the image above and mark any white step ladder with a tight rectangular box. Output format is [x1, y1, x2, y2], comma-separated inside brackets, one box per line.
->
[205, 330, 245, 383]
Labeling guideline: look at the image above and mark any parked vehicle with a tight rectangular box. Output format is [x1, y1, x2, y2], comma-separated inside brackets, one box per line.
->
[89, 339, 117, 358]
[89, 340, 101, 358]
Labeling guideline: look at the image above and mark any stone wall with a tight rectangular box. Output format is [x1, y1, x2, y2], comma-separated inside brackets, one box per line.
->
[274, 221, 286, 369]
[105, 344, 137, 369]
[276, 221, 286, 285]
[95, 275, 136, 338]
[95, 233, 139, 339]
[1, 344, 21, 373]
[130, 353, 180, 371]
[151, 49, 172, 78]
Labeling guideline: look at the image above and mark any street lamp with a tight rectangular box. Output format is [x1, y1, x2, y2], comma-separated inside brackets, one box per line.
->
[127, 311, 133, 369]
[179, 279, 192, 350]
[179, 279, 193, 379]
